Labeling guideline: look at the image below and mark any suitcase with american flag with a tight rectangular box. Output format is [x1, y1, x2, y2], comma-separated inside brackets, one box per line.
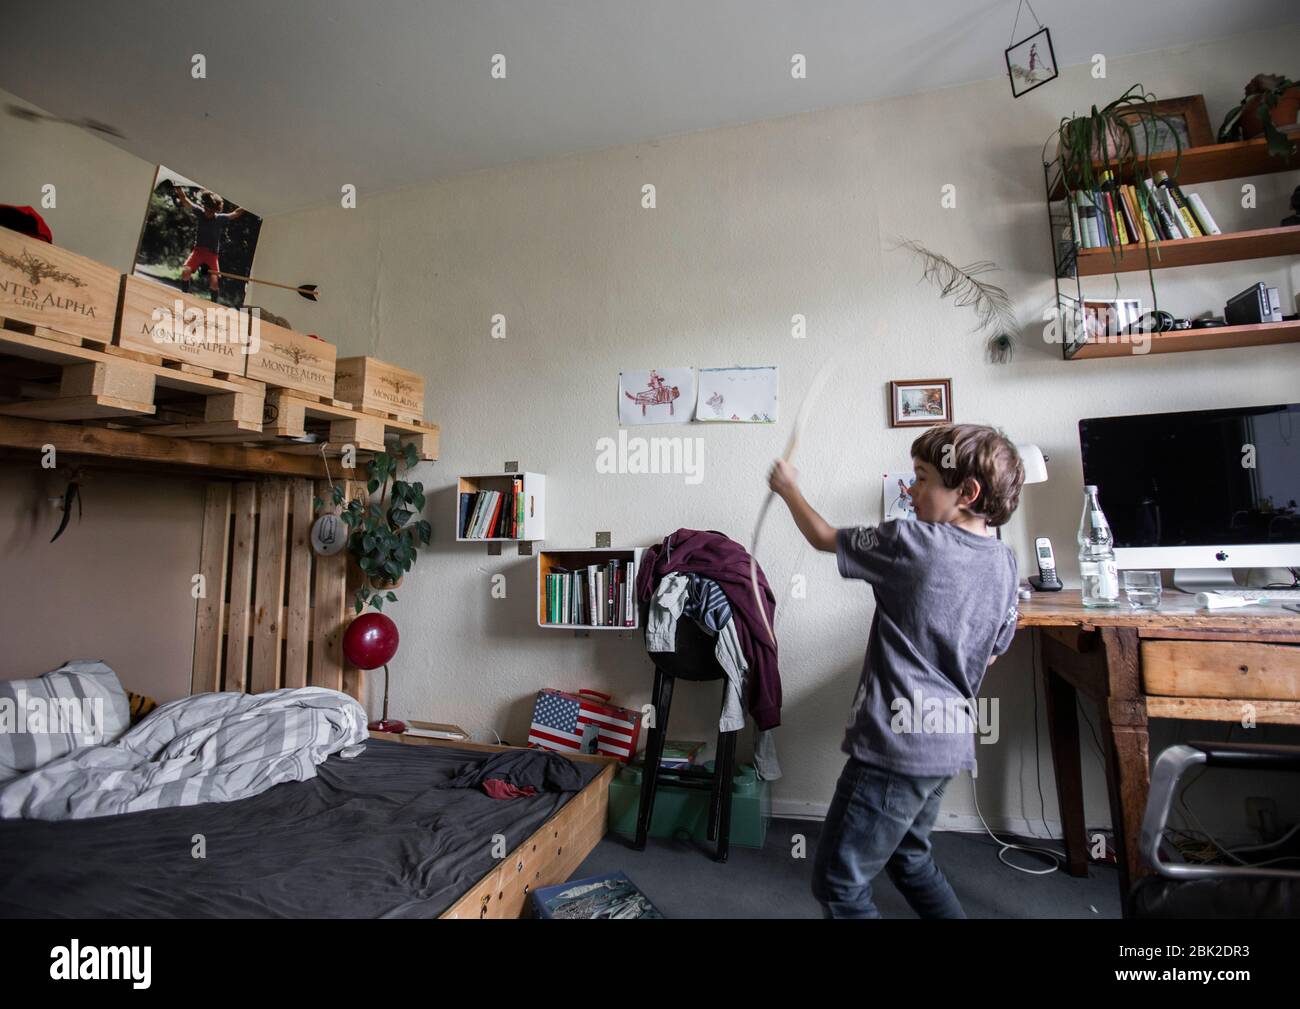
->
[528, 688, 641, 762]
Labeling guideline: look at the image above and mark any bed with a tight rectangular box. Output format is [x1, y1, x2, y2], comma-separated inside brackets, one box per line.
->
[0, 475, 617, 918]
[0, 731, 615, 919]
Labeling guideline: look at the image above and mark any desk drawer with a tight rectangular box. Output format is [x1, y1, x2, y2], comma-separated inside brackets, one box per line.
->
[1142, 640, 1300, 700]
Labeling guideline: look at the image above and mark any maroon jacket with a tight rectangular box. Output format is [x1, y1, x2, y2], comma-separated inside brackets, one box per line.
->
[637, 529, 781, 730]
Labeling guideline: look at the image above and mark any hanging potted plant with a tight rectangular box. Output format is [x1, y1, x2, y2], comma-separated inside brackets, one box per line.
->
[1218, 74, 1300, 158]
[316, 441, 432, 614]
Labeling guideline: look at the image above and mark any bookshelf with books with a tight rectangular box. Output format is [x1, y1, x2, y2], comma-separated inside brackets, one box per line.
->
[1044, 133, 1300, 360]
[456, 472, 545, 542]
[537, 548, 645, 631]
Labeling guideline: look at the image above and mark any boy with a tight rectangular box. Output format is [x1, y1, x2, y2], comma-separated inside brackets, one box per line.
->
[172, 187, 245, 302]
[768, 423, 1024, 918]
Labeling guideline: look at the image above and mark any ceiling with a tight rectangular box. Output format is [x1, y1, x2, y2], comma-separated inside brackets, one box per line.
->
[2, 0, 1296, 215]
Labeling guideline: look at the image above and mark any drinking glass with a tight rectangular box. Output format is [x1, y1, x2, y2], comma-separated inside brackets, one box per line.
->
[1122, 570, 1162, 610]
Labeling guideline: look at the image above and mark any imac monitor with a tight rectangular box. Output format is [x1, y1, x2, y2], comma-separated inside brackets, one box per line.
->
[1078, 403, 1300, 590]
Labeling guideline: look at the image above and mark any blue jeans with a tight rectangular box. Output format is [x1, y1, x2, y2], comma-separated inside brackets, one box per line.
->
[812, 757, 965, 919]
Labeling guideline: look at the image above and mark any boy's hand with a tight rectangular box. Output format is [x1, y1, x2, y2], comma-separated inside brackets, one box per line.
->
[768, 459, 799, 500]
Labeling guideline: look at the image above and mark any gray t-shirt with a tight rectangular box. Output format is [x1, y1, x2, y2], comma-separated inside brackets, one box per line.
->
[836, 521, 1019, 777]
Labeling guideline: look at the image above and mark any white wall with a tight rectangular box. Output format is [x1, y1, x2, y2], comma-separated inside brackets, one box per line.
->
[252, 28, 1300, 839]
[0, 88, 202, 701]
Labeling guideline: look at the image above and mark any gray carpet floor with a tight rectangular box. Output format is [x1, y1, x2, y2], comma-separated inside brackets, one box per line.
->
[572, 817, 1122, 918]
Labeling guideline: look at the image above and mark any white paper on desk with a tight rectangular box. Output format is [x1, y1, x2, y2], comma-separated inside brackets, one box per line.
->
[695, 366, 777, 423]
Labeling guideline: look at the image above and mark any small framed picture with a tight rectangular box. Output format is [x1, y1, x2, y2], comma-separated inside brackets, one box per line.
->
[890, 379, 952, 428]
[1005, 27, 1058, 98]
[1117, 95, 1213, 154]
[1083, 299, 1141, 341]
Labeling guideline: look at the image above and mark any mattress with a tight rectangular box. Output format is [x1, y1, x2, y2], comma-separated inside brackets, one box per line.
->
[0, 739, 602, 918]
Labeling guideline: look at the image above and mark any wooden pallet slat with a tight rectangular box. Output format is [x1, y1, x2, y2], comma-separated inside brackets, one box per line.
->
[224, 482, 258, 692]
[311, 479, 350, 692]
[284, 480, 315, 688]
[251, 479, 290, 693]
[192, 483, 232, 693]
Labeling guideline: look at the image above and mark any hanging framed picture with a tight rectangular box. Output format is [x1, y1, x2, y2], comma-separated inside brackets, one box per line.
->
[1006, 26, 1057, 98]
[889, 379, 952, 428]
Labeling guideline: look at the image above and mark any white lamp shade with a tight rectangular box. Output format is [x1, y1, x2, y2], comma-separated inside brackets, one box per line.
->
[1017, 443, 1048, 485]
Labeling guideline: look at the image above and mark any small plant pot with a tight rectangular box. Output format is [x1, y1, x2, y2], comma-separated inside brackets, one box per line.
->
[368, 573, 404, 592]
[1242, 87, 1300, 139]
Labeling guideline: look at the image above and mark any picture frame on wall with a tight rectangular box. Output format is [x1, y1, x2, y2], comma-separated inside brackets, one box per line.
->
[1005, 27, 1058, 98]
[889, 379, 952, 428]
[1116, 95, 1213, 154]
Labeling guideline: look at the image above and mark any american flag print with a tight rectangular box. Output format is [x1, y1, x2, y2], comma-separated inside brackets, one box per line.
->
[529, 689, 640, 762]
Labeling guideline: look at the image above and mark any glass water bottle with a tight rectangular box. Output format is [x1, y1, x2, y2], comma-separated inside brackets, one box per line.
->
[1078, 485, 1119, 607]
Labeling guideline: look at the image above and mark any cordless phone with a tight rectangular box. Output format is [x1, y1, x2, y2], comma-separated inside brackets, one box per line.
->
[1028, 536, 1063, 592]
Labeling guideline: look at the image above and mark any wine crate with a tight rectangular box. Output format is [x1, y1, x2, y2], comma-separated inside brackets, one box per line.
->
[243, 315, 336, 398]
[115, 275, 249, 375]
[0, 229, 120, 345]
[334, 356, 425, 420]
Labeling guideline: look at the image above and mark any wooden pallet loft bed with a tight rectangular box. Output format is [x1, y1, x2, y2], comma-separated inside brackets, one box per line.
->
[0, 245, 612, 920]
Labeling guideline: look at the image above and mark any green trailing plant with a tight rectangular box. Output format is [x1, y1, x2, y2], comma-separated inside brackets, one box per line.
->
[1043, 84, 1186, 331]
[315, 442, 431, 614]
[892, 238, 1018, 363]
[1217, 74, 1299, 158]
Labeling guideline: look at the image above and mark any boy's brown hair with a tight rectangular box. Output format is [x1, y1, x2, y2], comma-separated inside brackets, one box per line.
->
[910, 424, 1024, 526]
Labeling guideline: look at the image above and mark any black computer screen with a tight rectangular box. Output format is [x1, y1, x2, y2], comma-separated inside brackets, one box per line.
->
[1078, 404, 1300, 547]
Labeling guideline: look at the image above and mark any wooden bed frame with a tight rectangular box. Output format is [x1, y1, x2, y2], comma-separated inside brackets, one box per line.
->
[193, 474, 617, 919]
[371, 733, 617, 919]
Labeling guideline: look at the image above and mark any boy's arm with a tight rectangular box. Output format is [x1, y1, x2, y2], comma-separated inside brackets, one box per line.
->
[172, 186, 196, 210]
[768, 460, 836, 552]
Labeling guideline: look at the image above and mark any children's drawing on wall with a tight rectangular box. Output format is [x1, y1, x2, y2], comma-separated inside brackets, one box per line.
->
[883, 471, 917, 522]
[694, 366, 778, 423]
[132, 165, 262, 307]
[619, 367, 695, 425]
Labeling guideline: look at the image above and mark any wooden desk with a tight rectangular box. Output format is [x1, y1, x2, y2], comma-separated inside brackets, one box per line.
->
[1016, 590, 1300, 911]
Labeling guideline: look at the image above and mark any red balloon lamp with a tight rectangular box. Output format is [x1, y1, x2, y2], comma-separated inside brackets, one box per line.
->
[343, 612, 405, 733]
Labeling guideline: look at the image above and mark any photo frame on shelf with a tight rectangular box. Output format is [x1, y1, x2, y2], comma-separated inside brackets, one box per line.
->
[1116, 95, 1213, 154]
[1083, 299, 1141, 342]
[1005, 27, 1057, 99]
[889, 379, 952, 428]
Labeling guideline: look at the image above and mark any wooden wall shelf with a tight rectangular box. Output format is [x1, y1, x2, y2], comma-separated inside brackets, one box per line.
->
[457, 472, 545, 542]
[1074, 226, 1300, 275]
[1048, 136, 1300, 200]
[537, 547, 643, 630]
[1067, 318, 1300, 360]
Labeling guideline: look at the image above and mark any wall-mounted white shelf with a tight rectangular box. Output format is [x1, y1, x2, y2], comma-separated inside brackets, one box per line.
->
[456, 472, 545, 542]
[537, 547, 645, 630]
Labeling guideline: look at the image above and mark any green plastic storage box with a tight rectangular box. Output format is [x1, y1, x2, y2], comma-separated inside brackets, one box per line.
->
[607, 761, 770, 848]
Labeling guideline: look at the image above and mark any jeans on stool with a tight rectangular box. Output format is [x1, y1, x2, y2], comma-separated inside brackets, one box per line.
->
[812, 756, 966, 919]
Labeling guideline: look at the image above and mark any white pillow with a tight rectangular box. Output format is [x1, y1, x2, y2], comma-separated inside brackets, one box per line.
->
[0, 660, 131, 784]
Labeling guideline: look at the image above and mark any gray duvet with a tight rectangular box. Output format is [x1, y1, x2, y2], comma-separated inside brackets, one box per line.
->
[0, 687, 368, 821]
[0, 737, 602, 918]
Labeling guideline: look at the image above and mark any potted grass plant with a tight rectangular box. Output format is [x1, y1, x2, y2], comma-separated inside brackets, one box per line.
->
[316, 441, 431, 615]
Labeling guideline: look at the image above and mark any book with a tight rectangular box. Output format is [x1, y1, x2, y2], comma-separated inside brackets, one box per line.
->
[1126, 184, 1157, 242]
[1154, 170, 1204, 238]
[1115, 186, 1139, 244]
[1186, 192, 1221, 235]
[458, 493, 473, 538]
[532, 871, 663, 919]
[660, 739, 706, 771]
[1142, 178, 1181, 240]
[1075, 192, 1101, 248]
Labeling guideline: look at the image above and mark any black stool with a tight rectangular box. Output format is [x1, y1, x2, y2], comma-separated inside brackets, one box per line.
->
[633, 616, 739, 862]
